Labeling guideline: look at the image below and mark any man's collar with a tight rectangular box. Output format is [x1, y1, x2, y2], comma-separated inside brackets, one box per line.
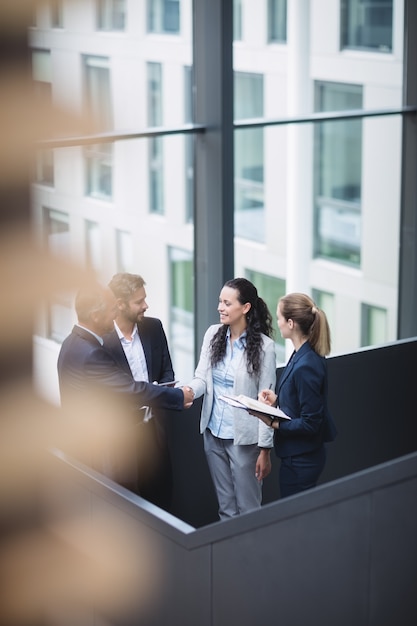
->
[113, 320, 137, 340]
[75, 324, 103, 345]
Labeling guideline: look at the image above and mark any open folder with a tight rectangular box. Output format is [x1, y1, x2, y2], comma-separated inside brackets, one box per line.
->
[218, 394, 291, 420]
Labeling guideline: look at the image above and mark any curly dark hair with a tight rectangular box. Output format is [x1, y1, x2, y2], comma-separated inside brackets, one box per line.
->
[210, 278, 274, 376]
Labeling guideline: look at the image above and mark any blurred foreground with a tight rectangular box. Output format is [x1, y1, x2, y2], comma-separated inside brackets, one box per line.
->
[0, 2, 162, 624]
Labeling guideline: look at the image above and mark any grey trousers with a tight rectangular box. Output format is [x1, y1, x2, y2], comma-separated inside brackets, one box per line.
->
[203, 429, 262, 520]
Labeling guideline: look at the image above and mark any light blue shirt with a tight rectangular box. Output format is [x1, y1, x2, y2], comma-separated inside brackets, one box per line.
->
[113, 321, 149, 382]
[207, 329, 247, 439]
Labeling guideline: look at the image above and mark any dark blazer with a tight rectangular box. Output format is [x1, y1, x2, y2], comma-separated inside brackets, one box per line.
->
[102, 317, 175, 384]
[102, 318, 176, 507]
[274, 341, 337, 459]
[57, 325, 183, 411]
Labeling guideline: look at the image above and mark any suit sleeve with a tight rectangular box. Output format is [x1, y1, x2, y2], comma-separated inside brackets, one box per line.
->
[84, 346, 184, 410]
[278, 360, 326, 438]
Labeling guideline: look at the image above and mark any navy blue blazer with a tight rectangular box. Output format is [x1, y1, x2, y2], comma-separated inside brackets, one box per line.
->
[274, 342, 337, 459]
[57, 325, 183, 412]
[103, 317, 174, 384]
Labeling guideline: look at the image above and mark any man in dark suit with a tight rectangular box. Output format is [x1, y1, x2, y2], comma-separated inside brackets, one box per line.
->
[57, 281, 194, 491]
[104, 273, 177, 510]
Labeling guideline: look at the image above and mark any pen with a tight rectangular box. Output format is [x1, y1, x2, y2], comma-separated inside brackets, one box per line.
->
[263, 384, 273, 401]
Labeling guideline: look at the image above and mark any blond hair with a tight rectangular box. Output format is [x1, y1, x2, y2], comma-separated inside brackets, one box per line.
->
[279, 292, 331, 356]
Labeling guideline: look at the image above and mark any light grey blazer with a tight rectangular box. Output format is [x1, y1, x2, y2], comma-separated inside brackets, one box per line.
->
[189, 324, 276, 448]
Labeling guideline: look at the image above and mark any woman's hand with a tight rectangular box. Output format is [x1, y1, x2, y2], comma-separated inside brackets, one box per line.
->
[255, 448, 272, 481]
[258, 389, 277, 406]
[247, 410, 277, 428]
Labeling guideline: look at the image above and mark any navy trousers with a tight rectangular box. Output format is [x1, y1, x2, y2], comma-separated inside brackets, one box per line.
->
[279, 445, 326, 498]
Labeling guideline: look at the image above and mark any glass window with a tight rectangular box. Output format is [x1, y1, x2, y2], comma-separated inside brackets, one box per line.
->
[97, 0, 126, 31]
[50, 0, 64, 28]
[234, 72, 264, 242]
[43, 208, 73, 342]
[184, 65, 194, 223]
[312, 289, 335, 342]
[84, 144, 113, 198]
[268, 0, 287, 43]
[34, 149, 54, 186]
[233, 0, 242, 41]
[32, 50, 54, 185]
[361, 303, 387, 346]
[147, 0, 180, 34]
[169, 247, 194, 382]
[341, 0, 393, 52]
[83, 56, 113, 199]
[44, 208, 69, 257]
[85, 220, 101, 271]
[147, 62, 164, 214]
[314, 81, 363, 266]
[29, 5, 37, 27]
[32, 49, 52, 109]
[246, 269, 286, 364]
[116, 230, 134, 272]
[84, 55, 113, 130]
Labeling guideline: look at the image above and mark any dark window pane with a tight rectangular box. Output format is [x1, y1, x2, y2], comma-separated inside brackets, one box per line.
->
[341, 0, 393, 52]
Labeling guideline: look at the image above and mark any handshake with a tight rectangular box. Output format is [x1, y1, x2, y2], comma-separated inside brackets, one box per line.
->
[153, 380, 194, 409]
[181, 386, 195, 408]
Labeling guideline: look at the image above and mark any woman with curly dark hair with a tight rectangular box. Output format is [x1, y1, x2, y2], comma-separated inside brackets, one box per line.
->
[187, 278, 276, 520]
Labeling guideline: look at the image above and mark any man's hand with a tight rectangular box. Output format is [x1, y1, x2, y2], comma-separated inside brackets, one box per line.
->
[181, 386, 195, 408]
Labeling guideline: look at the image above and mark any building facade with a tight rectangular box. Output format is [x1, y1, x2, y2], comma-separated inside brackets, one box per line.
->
[30, 0, 405, 400]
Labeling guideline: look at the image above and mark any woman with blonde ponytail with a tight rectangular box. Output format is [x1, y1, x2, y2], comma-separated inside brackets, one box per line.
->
[255, 293, 337, 498]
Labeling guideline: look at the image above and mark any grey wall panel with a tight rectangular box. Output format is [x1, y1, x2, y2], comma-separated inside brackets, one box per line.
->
[165, 338, 417, 527]
[323, 338, 417, 483]
[369, 477, 417, 626]
[127, 540, 212, 626]
[211, 495, 372, 626]
[47, 451, 417, 626]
